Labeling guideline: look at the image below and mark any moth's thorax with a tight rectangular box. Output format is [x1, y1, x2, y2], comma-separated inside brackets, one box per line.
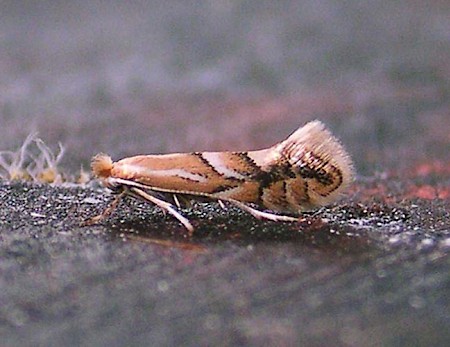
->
[111, 157, 146, 180]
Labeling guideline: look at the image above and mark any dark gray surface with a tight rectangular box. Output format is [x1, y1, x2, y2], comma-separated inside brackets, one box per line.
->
[0, 181, 449, 346]
[1, 1, 449, 346]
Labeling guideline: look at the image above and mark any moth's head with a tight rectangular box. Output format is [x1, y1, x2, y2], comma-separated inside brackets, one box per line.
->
[91, 153, 125, 193]
[91, 153, 113, 179]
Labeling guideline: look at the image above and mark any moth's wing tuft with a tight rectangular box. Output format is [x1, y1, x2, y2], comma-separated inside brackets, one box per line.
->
[279, 120, 355, 207]
[91, 153, 113, 179]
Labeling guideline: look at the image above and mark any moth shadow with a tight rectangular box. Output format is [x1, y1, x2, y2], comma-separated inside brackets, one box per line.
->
[104, 203, 374, 254]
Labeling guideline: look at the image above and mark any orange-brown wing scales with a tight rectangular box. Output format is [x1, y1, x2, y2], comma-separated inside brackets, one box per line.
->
[102, 120, 354, 214]
[111, 152, 255, 197]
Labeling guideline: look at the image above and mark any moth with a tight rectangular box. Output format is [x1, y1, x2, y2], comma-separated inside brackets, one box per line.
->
[89, 120, 354, 235]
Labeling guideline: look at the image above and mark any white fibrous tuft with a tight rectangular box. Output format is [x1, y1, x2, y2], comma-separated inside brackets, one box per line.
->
[0, 133, 66, 183]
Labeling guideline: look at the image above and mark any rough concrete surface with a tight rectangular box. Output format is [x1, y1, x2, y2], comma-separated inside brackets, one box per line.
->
[1, 1, 449, 346]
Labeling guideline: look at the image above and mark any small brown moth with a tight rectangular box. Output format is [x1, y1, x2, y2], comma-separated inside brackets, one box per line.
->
[89, 120, 354, 234]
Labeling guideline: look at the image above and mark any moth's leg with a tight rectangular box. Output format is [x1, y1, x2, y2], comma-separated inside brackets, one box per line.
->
[129, 187, 195, 236]
[82, 190, 127, 226]
[173, 194, 181, 209]
[309, 207, 326, 218]
[227, 199, 299, 223]
[218, 200, 226, 210]
[173, 194, 192, 209]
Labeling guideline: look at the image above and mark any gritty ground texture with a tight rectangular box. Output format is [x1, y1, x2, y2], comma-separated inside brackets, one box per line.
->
[1, 1, 449, 346]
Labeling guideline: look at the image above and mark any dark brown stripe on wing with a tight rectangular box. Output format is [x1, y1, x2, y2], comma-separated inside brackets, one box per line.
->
[261, 179, 290, 211]
[232, 152, 262, 173]
[191, 152, 222, 175]
[289, 152, 344, 197]
[253, 164, 290, 207]
[209, 183, 240, 194]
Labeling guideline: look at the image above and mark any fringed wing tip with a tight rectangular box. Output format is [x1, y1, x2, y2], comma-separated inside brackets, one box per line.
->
[288, 119, 353, 172]
[91, 153, 113, 178]
[281, 120, 355, 203]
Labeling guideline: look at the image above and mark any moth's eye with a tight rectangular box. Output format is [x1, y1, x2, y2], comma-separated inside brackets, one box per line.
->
[110, 184, 123, 194]
[105, 178, 123, 193]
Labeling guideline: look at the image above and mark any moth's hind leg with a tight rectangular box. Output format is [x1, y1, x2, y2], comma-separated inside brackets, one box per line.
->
[172, 194, 192, 209]
[227, 199, 299, 223]
[82, 190, 127, 226]
[129, 187, 194, 236]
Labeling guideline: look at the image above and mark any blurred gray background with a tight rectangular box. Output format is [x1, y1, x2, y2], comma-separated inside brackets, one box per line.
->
[0, 2, 449, 346]
[1, 0, 448, 173]
[2, 1, 447, 92]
